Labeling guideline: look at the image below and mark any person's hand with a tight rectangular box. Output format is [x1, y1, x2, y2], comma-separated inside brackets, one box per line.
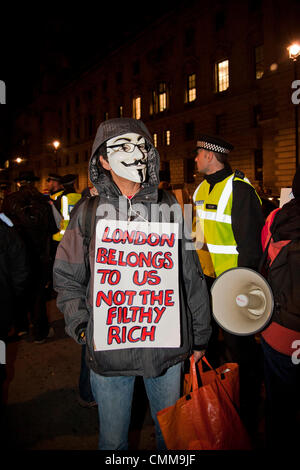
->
[90, 186, 99, 196]
[193, 350, 206, 363]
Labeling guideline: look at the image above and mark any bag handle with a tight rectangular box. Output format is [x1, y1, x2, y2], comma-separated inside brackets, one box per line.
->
[186, 355, 203, 393]
[187, 356, 237, 412]
[198, 356, 241, 411]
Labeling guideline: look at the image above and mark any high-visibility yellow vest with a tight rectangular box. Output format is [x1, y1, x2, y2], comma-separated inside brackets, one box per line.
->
[193, 173, 258, 278]
[53, 192, 81, 242]
[50, 190, 64, 201]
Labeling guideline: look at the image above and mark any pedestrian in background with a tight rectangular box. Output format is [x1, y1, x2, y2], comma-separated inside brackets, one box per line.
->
[2, 171, 57, 342]
[260, 166, 300, 449]
[0, 212, 29, 411]
[193, 134, 265, 440]
[47, 173, 63, 197]
[52, 174, 81, 243]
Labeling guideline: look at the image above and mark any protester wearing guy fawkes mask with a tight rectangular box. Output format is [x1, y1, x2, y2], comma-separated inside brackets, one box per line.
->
[105, 132, 148, 183]
[54, 118, 211, 450]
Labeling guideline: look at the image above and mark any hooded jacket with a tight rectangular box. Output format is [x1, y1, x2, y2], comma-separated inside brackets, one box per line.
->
[53, 118, 211, 377]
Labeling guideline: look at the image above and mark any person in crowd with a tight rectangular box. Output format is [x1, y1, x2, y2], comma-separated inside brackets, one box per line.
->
[0, 212, 29, 430]
[260, 166, 300, 449]
[52, 174, 81, 243]
[2, 171, 57, 343]
[54, 117, 211, 450]
[44, 174, 64, 298]
[46, 173, 63, 197]
[192, 134, 265, 439]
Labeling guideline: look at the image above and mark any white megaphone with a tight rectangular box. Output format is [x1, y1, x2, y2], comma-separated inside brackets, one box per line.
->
[211, 267, 274, 336]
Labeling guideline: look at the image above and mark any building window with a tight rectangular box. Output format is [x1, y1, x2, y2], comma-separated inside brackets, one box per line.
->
[215, 113, 226, 135]
[88, 115, 95, 137]
[164, 130, 171, 146]
[185, 73, 196, 103]
[104, 112, 109, 121]
[215, 59, 229, 92]
[153, 133, 158, 147]
[254, 149, 263, 182]
[84, 151, 89, 161]
[75, 153, 79, 164]
[133, 60, 140, 76]
[184, 27, 195, 48]
[65, 155, 69, 166]
[159, 82, 167, 112]
[116, 71, 123, 84]
[76, 119, 80, 139]
[255, 45, 264, 79]
[118, 105, 124, 117]
[253, 104, 262, 127]
[150, 91, 158, 115]
[184, 121, 195, 141]
[133, 96, 141, 119]
[215, 11, 225, 31]
[150, 82, 169, 115]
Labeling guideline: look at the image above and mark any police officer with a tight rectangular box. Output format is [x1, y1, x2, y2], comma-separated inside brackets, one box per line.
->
[193, 134, 265, 441]
[47, 173, 63, 197]
[52, 174, 82, 243]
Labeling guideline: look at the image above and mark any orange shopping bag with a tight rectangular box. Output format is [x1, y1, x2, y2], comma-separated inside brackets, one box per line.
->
[157, 356, 252, 450]
[183, 356, 240, 407]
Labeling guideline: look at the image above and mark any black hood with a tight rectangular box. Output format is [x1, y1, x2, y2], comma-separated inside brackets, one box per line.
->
[271, 198, 300, 241]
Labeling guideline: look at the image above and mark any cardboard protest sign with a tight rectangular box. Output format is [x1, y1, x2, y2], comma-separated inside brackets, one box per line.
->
[93, 219, 180, 351]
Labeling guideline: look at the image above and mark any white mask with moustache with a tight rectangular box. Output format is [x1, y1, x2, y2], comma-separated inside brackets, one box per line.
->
[106, 132, 148, 183]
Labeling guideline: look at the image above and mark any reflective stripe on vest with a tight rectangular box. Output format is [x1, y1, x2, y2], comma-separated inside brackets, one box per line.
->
[53, 192, 81, 241]
[62, 196, 70, 221]
[207, 243, 238, 254]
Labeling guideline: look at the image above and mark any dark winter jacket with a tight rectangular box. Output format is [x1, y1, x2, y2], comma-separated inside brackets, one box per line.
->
[2, 185, 57, 279]
[0, 215, 29, 339]
[261, 198, 300, 355]
[53, 118, 211, 377]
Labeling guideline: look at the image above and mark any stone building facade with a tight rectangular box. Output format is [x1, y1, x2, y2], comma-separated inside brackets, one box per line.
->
[7, 0, 300, 199]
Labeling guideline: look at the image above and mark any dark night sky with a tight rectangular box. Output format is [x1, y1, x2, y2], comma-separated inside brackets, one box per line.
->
[2, 2, 185, 108]
[0, 1, 187, 166]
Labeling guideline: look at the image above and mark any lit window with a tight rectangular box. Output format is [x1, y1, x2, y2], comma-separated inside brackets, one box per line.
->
[255, 45, 264, 79]
[118, 105, 123, 117]
[186, 73, 196, 103]
[133, 96, 141, 119]
[150, 83, 169, 114]
[165, 130, 171, 146]
[153, 133, 158, 147]
[159, 83, 167, 112]
[215, 59, 229, 92]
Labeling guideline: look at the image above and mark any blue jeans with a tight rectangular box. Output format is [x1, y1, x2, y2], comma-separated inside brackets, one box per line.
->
[79, 345, 95, 403]
[90, 362, 182, 450]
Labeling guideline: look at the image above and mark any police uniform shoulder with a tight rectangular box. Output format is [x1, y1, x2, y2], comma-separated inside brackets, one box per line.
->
[233, 169, 245, 180]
